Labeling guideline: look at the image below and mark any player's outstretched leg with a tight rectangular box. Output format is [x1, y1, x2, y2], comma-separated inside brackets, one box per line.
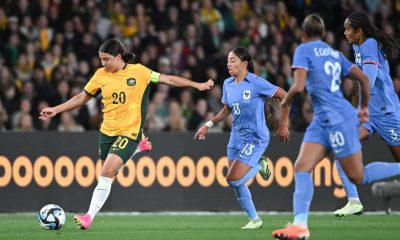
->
[272, 223, 310, 240]
[273, 172, 312, 240]
[258, 156, 271, 180]
[334, 160, 363, 217]
[132, 136, 153, 157]
[73, 214, 93, 230]
[228, 164, 264, 230]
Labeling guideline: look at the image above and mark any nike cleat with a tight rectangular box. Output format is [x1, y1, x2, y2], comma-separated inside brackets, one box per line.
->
[272, 224, 310, 240]
[259, 156, 271, 180]
[73, 214, 93, 230]
[334, 202, 363, 218]
[241, 219, 263, 229]
[138, 137, 152, 152]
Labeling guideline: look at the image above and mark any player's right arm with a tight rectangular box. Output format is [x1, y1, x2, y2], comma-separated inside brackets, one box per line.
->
[340, 52, 370, 123]
[194, 104, 230, 140]
[347, 66, 370, 123]
[39, 92, 92, 120]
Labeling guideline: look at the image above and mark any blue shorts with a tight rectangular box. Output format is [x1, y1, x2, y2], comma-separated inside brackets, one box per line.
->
[362, 111, 400, 146]
[303, 118, 361, 158]
[227, 139, 268, 167]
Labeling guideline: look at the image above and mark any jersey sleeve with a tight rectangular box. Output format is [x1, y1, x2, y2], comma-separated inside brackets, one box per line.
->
[139, 64, 160, 84]
[150, 71, 161, 83]
[360, 39, 379, 65]
[292, 44, 310, 71]
[255, 77, 278, 99]
[221, 82, 227, 104]
[360, 39, 379, 88]
[84, 69, 101, 97]
[339, 52, 354, 77]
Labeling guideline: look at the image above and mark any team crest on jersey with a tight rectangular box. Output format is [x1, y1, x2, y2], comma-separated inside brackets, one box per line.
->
[355, 53, 361, 65]
[243, 90, 251, 100]
[127, 78, 136, 86]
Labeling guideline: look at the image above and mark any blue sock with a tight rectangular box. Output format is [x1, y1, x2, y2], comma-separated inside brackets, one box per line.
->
[362, 162, 400, 185]
[228, 165, 261, 220]
[335, 160, 359, 199]
[293, 172, 313, 227]
[233, 184, 258, 220]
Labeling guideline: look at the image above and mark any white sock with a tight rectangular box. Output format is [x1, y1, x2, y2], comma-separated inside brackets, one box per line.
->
[348, 197, 361, 204]
[132, 147, 140, 156]
[87, 176, 113, 219]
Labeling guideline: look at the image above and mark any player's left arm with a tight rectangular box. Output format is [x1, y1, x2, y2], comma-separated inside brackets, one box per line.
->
[361, 40, 379, 88]
[272, 88, 291, 142]
[347, 66, 370, 123]
[362, 63, 378, 88]
[158, 74, 214, 91]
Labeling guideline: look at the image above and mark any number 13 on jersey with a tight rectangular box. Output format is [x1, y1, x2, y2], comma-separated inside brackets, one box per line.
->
[232, 102, 240, 115]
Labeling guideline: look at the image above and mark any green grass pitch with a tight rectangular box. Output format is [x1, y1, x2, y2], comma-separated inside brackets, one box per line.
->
[1, 213, 399, 240]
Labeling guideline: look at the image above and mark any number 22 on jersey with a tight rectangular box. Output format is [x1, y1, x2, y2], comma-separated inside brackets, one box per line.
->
[324, 61, 341, 92]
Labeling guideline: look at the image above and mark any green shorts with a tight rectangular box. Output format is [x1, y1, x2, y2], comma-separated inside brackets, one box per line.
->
[99, 132, 141, 163]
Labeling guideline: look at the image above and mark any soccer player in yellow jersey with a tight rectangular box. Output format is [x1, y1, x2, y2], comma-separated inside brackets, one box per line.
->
[39, 39, 214, 230]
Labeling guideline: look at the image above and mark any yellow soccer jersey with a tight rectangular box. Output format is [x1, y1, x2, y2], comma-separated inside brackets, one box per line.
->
[84, 64, 160, 140]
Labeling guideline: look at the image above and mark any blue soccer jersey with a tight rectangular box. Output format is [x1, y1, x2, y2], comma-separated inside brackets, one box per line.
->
[353, 38, 400, 115]
[221, 72, 278, 143]
[292, 40, 356, 126]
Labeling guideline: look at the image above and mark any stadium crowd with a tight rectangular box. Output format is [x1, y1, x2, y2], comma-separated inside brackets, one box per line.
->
[0, 0, 399, 132]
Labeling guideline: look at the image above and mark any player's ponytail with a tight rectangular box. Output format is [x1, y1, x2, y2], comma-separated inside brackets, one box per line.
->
[99, 39, 136, 63]
[347, 12, 400, 59]
[122, 53, 136, 63]
[232, 47, 254, 72]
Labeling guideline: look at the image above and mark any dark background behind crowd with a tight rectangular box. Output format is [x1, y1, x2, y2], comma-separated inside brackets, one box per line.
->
[0, 0, 399, 133]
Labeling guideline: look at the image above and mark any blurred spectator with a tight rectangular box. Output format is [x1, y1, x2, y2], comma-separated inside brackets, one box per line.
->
[0, 99, 8, 131]
[11, 97, 31, 129]
[207, 84, 223, 114]
[16, 113, 34, 131]
[164, 100, 186, 132]
[69, 85, 91, 130]
[200, 0, 224, 32]
[50, 80, 69, 106]
[188, 98, 208, 130]
[1, 84, 19, 128]
[58, 111, 84, 132]
[145, 102, 165, 132]
[34, 100, 55, 130]
[3, 33, 21, 68]
[179, 89, 195, 123]
[292, 96, 313, 132]
[15, 53, 32, 82]
[37, 15, 53, 52]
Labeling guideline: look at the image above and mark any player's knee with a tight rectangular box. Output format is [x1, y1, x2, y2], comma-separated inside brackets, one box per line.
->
[348, 175, 363, 186]
[227, 177, 243, 187]
[101, 168, 116, 178]
[294, 161, 309, 172]
[226, 172, 240, 183]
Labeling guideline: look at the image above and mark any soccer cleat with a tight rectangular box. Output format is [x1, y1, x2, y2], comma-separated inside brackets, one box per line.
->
[138, 137, 152, 152]
[334, 202, 363, 217]
[241, 219, 263, 229]
[272, 224, 310, 240]
[73, 214, 93, 230]
[259, 156, 271, 180]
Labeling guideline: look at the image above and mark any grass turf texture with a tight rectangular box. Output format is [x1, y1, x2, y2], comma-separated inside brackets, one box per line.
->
[1, 213, 399, 240]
